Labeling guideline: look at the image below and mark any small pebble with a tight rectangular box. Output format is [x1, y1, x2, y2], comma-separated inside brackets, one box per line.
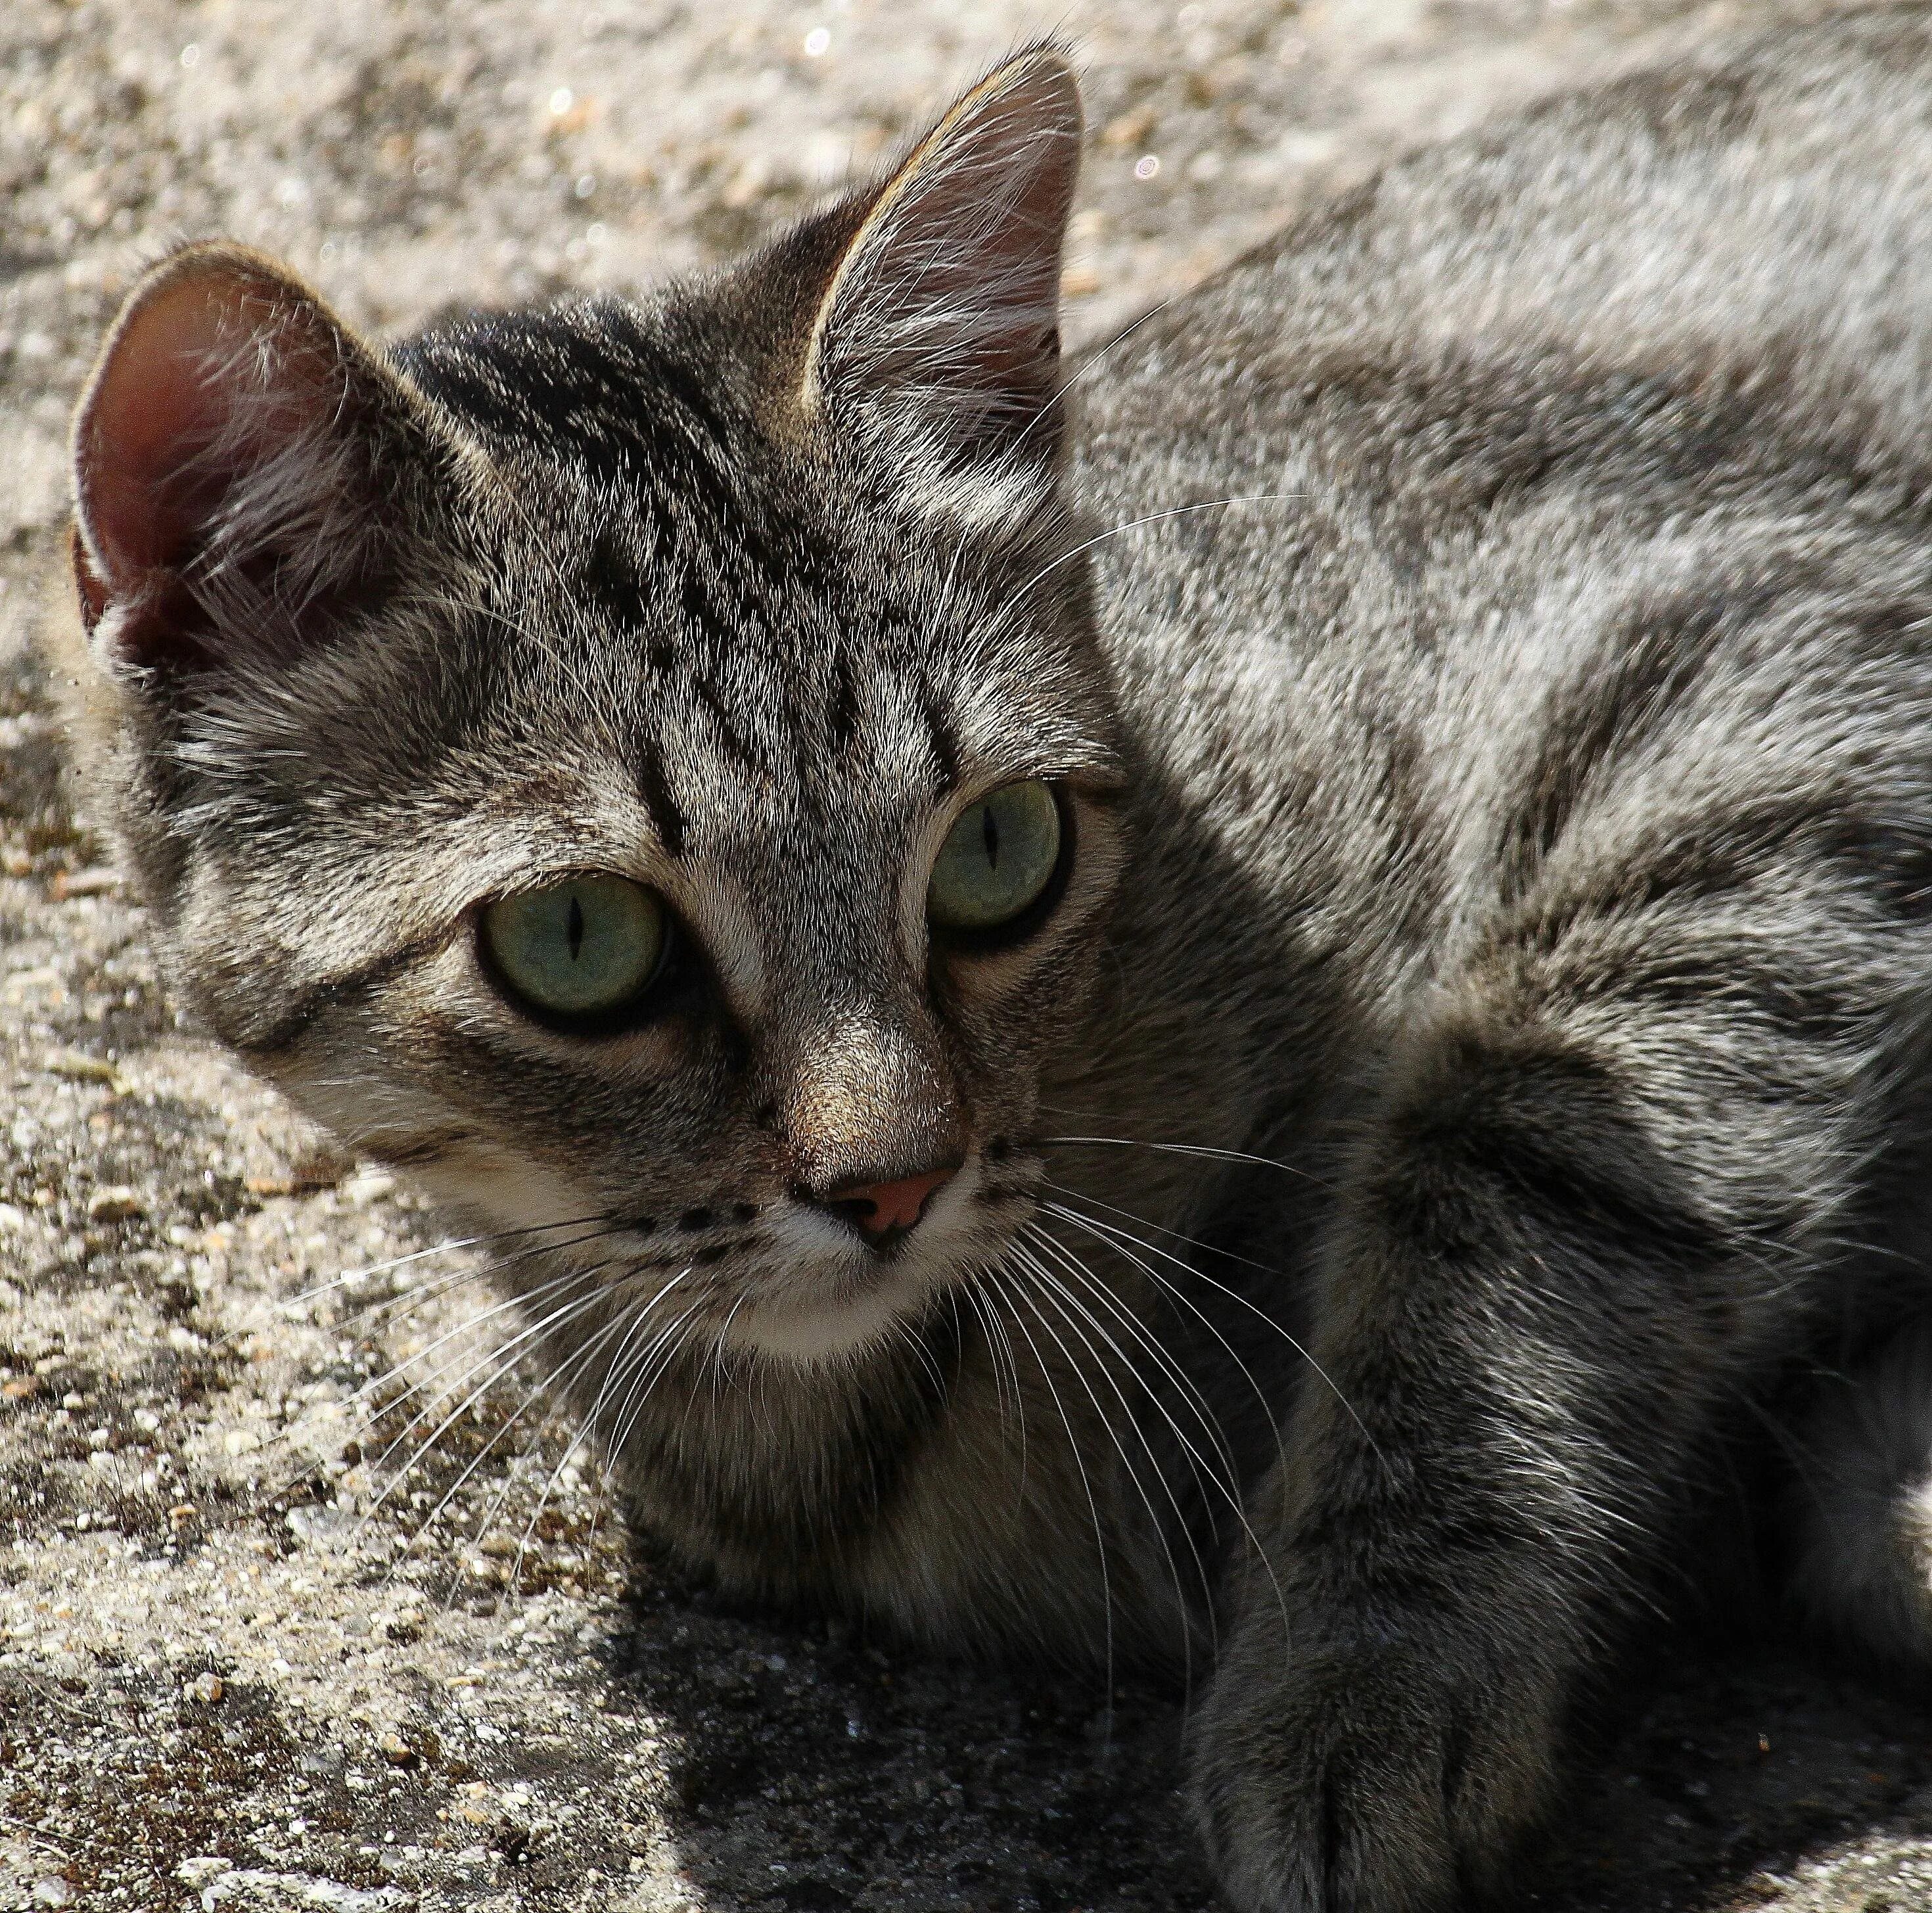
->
[31, 1879, 74, 1908]
[49, 865, 120, 899]
[342, 1168, 396, 1207]
[87, 1186, 145, 1222]
[377, 1730, 418, 1768]
[185, 1672, 225, 1705]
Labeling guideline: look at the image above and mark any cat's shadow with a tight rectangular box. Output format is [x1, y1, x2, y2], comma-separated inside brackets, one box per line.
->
[603, 1539, 1932, 1912]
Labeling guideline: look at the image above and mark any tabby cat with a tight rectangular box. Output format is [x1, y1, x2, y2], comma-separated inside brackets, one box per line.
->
[58, 9, 1932, 1906]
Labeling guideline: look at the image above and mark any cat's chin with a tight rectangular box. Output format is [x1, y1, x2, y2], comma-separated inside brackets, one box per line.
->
[726, 1279, 952, 1368]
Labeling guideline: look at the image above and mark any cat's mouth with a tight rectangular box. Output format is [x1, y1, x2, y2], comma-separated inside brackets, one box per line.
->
[714, 1147, 1038, 1366]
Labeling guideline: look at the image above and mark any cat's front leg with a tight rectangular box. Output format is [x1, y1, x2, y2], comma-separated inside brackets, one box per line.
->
[1188, 911, 1897, 1910]
[1190, 1469, 1569, 1913]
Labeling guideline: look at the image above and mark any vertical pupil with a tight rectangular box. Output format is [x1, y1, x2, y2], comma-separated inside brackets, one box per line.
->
[981, 803, 1000, 869]
[566, 894, 586, 961]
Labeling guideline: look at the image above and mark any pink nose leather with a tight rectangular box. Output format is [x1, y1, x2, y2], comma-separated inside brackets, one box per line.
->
[827, 1166, 954, 1237]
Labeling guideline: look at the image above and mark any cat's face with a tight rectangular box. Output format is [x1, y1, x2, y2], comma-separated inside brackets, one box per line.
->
[66, 54, 1111, 1364]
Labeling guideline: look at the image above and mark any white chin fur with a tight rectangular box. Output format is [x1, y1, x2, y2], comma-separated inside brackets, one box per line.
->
[725, 1170, 982, 1367]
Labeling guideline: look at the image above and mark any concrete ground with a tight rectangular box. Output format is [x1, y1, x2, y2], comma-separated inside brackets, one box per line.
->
[4, 1, 1930, 1908]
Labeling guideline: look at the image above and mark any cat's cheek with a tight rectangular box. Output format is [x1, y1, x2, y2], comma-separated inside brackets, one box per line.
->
[398, 1143, 602, 1241]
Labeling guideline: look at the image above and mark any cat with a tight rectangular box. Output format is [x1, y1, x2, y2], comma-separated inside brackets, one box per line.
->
[54, 7, 1932, 1907]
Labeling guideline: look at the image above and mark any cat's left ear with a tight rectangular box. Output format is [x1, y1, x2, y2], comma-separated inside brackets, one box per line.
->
[800, 47, 1082, 499]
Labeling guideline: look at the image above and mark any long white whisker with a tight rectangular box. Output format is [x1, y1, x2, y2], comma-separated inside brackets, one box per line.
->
[1038, 1134, 1322, 1182]
[1026, 1222, 1293, 1646]
[478, 1266, 697, 1597]
[605, 1283, 708, 1464]
[352, 1264, 614, 1533]
[249, 1256, 607, 1514]
[403, 1286, 648, 1592]
[1008, 1243, 1208, 1682]
[998, 1263, 1115, 1689]
[212, 1212, 624, 1358]
[1024, 1221, 1240, 1490]
[1045, 1195, 1383, 1471]
[1039, 1197, 1291, 1485]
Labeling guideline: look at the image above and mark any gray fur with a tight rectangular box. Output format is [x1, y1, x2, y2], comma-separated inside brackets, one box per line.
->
[57, 12, 1932, 1909]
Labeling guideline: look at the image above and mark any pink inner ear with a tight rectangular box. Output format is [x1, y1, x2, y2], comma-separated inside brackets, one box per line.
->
[78, 271, 272, 591]
[73, 254, 364, 673]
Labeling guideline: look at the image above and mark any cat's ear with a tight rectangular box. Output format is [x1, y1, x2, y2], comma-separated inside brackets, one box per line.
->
[72, 242, 440, 681]
[800, 47, 1082, 499]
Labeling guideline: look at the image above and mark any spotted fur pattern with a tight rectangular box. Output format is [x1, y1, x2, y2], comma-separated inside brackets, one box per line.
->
[58, 15, 1932, 1910]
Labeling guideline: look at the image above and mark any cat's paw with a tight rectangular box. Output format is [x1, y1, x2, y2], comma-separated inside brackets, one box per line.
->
[1187, 1608, 1559, 1913]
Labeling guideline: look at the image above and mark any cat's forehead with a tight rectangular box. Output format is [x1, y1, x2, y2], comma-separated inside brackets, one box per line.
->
[442, 508, 1099, 888]
[401, 301, 1112, 860]
[478, 491, 1093, 807]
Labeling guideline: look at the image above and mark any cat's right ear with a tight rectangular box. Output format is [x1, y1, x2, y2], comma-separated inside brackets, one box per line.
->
[71, 242, 439, 683]
[798, 48, 1082, 510]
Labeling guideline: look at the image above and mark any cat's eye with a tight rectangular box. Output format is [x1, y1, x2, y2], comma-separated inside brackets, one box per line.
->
[481, 875, 667, 1023]
[928, 779, 1064, 933]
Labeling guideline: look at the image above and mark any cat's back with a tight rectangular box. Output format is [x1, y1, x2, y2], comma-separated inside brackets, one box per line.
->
[1086, 7, 1932, 492]
[1077, 7, 1932, 998]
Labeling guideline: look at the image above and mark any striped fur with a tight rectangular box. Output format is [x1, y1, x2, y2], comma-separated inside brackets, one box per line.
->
[59, 17, 1932, 1910]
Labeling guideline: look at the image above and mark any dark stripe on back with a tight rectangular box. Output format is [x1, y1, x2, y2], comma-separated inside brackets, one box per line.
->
[1499, 589, 1732, 903]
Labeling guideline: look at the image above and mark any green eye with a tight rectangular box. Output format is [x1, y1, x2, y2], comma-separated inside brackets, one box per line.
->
[482, 875, 667, 1021]
[928, 780, 1063, 933]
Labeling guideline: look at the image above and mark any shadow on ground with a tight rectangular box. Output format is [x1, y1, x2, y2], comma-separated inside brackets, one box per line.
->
[610, 1539, 1932, 1912]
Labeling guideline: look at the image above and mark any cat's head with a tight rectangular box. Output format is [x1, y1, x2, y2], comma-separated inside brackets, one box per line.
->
[66, 51, 1124, 1364]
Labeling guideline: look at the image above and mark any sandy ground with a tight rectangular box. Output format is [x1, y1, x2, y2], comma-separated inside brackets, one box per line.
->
[7, 1, 1932, 1908]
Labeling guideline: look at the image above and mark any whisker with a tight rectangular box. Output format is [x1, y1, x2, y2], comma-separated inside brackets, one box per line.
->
[565, 1287, 718, 1592]
[996, 1264, 1116, 1690]
[462, 1262, 698, 1598]
[350, 1264, 616, 1536]
[246, 1255, 606, 1514]
[1044, 1193, 1384, 1471]
[1009, 293, 1182, 460]
[960, 1278, 1022, 1453]
[1024, 1222, 1281, 1586]
[1025, 1219, 1293, 1649]
[342, 1256, 608, 1446]
[207, 1210, 624, 1357]
[402, 1287, 647, 1594]
[604, 1283, 708, 1464]
[1037, 1134, 1323, 1183]
[1007, 1242, 1209, 1681]
[1024, 1221, 1240, 1490]
[1038, 1194, 1291, 1485]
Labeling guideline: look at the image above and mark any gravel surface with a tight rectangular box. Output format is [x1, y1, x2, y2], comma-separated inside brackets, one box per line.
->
[7, 2, 1932, 1909]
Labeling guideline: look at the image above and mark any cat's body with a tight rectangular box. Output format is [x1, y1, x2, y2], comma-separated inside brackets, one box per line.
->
[57, 9, 1932, 1908]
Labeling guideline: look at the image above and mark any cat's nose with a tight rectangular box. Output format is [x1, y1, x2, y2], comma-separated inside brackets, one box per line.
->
[817, 1164, 957, 1245]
